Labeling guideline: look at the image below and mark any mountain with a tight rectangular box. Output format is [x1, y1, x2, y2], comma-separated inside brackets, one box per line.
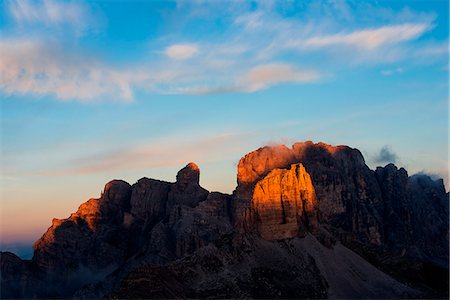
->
[1, 141, 448, 299]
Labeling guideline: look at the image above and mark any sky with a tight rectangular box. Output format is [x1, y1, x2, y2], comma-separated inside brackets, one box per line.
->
[0, 0, 448, 256]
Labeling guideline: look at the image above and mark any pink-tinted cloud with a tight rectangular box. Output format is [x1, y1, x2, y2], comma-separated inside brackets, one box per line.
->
[242, 63, 320, 92]
[303, 23, 429, 50]
[165, 44, 199, 60]
[170, 63, 321, 95]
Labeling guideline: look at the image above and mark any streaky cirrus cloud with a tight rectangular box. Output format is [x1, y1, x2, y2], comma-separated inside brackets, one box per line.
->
[243, 63, 320, 92]
[381, 67, 404, 76]
[302, 23, 430, 50]
[176, 63, 320, 95]
[165, 44, 199, 60]
[36, 132, 253, 176]
[6, 0, 100, 35]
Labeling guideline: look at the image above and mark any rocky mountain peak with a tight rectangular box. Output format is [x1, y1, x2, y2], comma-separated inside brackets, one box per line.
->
[103, 179, 132, 199]
[236, 141, 365, 200]
[101, 180, 132, 214]
[168, 162, 208, 208]
[176, 162, 200, 187]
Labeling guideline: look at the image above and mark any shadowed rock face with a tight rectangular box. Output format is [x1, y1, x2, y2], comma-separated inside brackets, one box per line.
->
[33, 180, 133, 272]
[169, 162, 209, 208]
[176, 162, 200, 186]
[0, 252, 27, 299]
[374, 164, 412, 252]
[1, 142, 448, 299]
[130, 178, 171, 225]
[408, 174, 449, 262]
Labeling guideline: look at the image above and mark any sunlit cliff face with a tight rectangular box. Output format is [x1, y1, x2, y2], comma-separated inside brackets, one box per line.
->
[252, 163, 318, 240]
[236, 141, 383, 244]
[236, 141, 360, 200]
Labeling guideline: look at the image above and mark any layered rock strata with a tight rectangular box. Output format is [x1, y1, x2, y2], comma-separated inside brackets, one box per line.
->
[250, 163, 318, 240]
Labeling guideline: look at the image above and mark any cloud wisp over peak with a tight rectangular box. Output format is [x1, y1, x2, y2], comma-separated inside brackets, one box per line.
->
[374, 146, 398, 165]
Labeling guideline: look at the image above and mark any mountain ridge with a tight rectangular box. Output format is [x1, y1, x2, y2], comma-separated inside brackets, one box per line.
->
[1, 141, 448, 299]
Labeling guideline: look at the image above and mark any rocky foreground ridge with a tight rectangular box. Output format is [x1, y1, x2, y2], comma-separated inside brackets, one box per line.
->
[1, 141, 448, 299]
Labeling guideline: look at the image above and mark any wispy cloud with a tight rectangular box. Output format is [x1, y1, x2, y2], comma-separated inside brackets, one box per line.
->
[6, 0, 100, 35]
[177, 63, 320, 95]
[413, 41, 449, 57]
[302, 23, 429, 50]
[381, 67, 404, 76]
[412, 167, 450, 192]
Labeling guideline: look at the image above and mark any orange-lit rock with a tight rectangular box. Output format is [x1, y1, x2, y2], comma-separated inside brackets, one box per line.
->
[237, 144, 294, 200]
[69, 179, 132, 230]
[236, 141, 364, 199]
[236, 141, 384, 245]
[251, 163, 318, 240]
[176, 162, 200, 186]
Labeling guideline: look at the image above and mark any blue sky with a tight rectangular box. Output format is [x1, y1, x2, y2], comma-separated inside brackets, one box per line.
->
[0, 0, 448, 249]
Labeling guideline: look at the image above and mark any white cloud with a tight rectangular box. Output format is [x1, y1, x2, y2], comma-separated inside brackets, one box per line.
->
[0, 33, 324, 101]
[0, 38, 141, 101]
[165, 44, 199, 60]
